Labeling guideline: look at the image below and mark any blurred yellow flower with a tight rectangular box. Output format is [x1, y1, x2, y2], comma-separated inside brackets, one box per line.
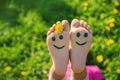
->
[114, 1, 119, 6]
[105, 26, 110, 32]
[55, 22, 64, 34]
[105, 18, 115, 24]
[83, 2, 88, 7]
[109, 18, 115, 23]
[116, 67, 120, 74]
[96, 55, 103, 63]
[109, 23, 115, 28]
[100, 13, 105, 19]
[5, 66, 11, 72]
[21, 71, 27, 76]
[113, 8, 118, 14]
[106, 39, 115, 45]
[106, 67, 111, 71]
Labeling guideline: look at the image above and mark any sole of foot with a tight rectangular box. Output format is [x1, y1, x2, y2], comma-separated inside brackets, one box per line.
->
[70, 19, 92, 73]
[47, 20, 70, 77]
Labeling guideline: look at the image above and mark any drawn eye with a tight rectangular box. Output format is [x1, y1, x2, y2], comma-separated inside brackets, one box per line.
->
[59, 35, 63, 40]
[52, 36, 56, 41]
[76, 32, 80, 37]
[84, 32, 88, 38]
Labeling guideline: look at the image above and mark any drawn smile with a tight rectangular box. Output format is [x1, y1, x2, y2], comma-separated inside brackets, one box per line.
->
[76, 41, 87, 46]
[53, 45, 65, 49]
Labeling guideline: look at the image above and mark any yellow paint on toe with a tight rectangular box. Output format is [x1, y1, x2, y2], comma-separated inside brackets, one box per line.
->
[55, 22, 64, 34]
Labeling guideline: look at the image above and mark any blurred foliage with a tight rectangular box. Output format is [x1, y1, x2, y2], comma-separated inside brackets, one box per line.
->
[0, 0, 120, 80]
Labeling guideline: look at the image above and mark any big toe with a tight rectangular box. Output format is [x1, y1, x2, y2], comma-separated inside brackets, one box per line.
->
[71, 19, 80, 28]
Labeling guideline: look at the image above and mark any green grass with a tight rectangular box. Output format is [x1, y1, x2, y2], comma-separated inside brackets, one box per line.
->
[0, 0, 120, 80]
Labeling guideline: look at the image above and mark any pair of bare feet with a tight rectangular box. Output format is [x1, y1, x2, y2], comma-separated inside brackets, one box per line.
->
[47, 19, 92, 80]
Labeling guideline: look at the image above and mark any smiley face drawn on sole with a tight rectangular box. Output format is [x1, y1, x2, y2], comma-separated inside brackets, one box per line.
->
[76, 41, 87, 46]
[52, 35, 65, 49]
[75, 32, 88, 46]
[53, 45, 65, 49]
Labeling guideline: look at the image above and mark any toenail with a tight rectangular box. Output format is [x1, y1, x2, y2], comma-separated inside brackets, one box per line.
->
[76, 32, 80, 37]
[52, 36, 56, 41]
[84, 32, 88, 37]
[59, 35, 63, 40]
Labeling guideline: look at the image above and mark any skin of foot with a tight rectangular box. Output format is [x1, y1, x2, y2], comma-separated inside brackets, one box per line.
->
[70, 19, 92, 73]
[47, 20, 70, 77]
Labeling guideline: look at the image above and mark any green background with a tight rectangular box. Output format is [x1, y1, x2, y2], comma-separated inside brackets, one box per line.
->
[0, 0, 120, 80]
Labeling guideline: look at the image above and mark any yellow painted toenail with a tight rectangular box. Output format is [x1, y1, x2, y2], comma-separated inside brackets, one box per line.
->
[55, 22, 64, 34]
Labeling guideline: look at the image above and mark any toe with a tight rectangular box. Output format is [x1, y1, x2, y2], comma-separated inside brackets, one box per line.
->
[80, 20, 88, 29]
[80, 20, 85, 27]
[47, 24, 55, 35]
[87, 25, 92, 33]
[83, 22, 87, 28]
[80, 20, 88, 30]
[80, 20, 92, 33]
[56, 21, 61, 24]
[85, 25, 92, 33]
[47, 31, 50, 35]
[71, 19, 80, 28]
[50, 24, 55, 32]
[62, 20, 69, 31]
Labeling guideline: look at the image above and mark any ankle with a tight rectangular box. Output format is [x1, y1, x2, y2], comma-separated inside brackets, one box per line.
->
[52, 68, 65, 80]
[72, 68, 87, 80]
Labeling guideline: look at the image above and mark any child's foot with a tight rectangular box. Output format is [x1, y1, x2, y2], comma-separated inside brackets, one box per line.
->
[70, 19, 92, 79]
[47, 20, 69, 79]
